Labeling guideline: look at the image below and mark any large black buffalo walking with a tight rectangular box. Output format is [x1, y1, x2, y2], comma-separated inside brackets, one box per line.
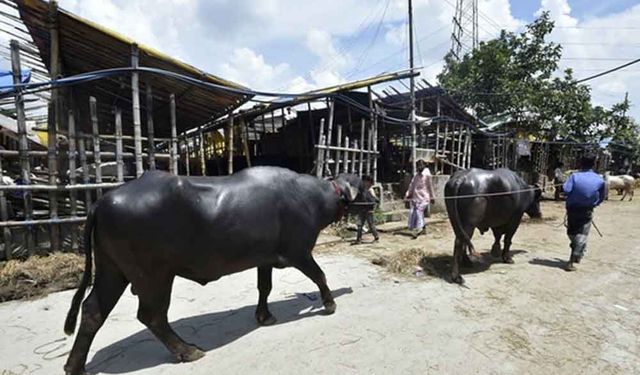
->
[63, 167, 360, 375]
[445, 168, 541, 284]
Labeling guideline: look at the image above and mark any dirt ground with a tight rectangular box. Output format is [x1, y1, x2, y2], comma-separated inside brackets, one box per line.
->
[0, 198, 639, 375]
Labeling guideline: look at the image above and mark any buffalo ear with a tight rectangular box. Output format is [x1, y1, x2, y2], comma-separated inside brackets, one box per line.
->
[345, 183, 359, 202]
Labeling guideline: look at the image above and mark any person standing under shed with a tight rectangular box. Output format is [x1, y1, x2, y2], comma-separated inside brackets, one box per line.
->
[563, 154, 606, 271]
[405, 159, 435, 239]
[353, 175, 379, 244]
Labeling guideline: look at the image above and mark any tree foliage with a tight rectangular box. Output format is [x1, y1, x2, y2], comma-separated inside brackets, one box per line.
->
[437, 11, 639, 155]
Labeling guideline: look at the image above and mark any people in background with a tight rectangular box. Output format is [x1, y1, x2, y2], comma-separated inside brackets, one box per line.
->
[354, 175, 379, 244]
[405, 159, 435, 239]
[553, 162, 566, 201]
[563, 154, 606, 272]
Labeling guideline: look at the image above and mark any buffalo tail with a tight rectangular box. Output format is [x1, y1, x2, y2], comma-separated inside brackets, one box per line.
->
[64, 204, 96, 335]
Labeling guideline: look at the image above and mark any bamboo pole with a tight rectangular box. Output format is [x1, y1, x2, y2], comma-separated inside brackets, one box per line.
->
[0, 216, 88, 228]
[131, 44, 143, 177]
[334, 123, 342, 176]
[90, 97, 102, 198]
[443, 123, 449, 172]
[373, 114, 378, 183]
[435, 121, 441, 174]
[78, 133, 91, 212]
[324, 99, 335, 176]
[0, 182, 123, 192]
[170, 94, 178, 174]
[342, 136, 349, 173]
[68, 109, 78, 250]
[366, 120, 372, 176]
[146, 85, 156, 170]
[114, 107, 124, 182]
[183, 137, 190, 176]
[227, 115, 234, 175]
[315, 118, 325, 178]
[457, 125, 464, 167]
[11, 39, 34, 255]
[240, 119, 251, 168]
[351, 140, 357, 174]
[0, 154, 12, 258]
[359, 118, 365, 177]
[48, 0, 61, 252]
[199, 127, 207, 174]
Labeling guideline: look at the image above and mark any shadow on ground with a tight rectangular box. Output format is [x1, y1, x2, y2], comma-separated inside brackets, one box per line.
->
[87, 287, 352, 374]
[419, 250, 527, 282]
[529, 257, 567, 270]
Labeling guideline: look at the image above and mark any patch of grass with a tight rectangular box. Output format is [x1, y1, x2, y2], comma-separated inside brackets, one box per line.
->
[0, 252, 84, 302]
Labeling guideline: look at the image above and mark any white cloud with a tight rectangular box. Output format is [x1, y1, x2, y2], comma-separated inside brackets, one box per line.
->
[220, 48, 290, 90]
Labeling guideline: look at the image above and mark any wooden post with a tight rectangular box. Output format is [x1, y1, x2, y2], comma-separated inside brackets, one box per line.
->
[114, 107, 124, 182]
[435, 121, 441, 174]
[342, 136, 349, 173]
[457, 125, 464, 167]
[0, 154, 12, 258]
[351, 140, 358, 174]
[199, 127, 207, 174]
[334, 124, 342, 176]
[170, 94, 178, 174]
[442, 123, 449, 173]
[325, 99, 335, 175]
[366, 121, 373, 176]
[373, 114, 378, 183]
[11, 40, 34, 255]
[240, 119, 251, 168]
[68, 109, 78, 250]
[89, 97, 102, 198]
[146, 85, 156, 170]
[359, 118, 365, 177]
[78, 134, 91, 212]
[227, 115, 234, 175]
[131, 44, 143, 177]
[183, 136, 190, 176]
[48, 0, 61, 252]
[315, 118, 325, 178]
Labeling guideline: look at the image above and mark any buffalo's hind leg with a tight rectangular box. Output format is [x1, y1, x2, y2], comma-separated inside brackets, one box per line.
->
[451, 237, 465, 284]
[293, 256, 336, 314]
[64, 256, 128, 375]
[491, 227, 503, 258]
[502, 220, 522, 264]
[136, 276, 204, 363]
[255, 266, 277, 326]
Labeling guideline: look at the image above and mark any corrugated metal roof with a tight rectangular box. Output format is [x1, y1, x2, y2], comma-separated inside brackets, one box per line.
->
[15, 0, 252, 137]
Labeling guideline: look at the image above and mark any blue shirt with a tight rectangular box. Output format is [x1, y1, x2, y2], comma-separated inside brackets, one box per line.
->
[563, 170, 606, 209]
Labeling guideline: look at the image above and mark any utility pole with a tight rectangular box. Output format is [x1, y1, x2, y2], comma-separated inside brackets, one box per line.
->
[409, 0, 417, 176]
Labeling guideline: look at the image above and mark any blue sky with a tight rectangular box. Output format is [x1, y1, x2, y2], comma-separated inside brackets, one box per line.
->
[3, 0, 640, 119]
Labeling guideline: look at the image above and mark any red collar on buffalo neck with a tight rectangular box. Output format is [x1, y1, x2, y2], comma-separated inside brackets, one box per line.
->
[331, 180, 347, 221]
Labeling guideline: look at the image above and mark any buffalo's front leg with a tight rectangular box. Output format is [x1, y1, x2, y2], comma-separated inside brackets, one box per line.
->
[294, 256, 336, 314]
[255, 266, 276, 325]
[136, 276, 204, 363]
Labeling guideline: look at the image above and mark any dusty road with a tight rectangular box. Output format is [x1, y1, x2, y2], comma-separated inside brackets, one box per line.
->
[1, 199, 639, 375]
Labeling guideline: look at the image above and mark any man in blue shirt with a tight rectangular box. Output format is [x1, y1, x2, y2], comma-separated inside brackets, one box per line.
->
[563, 154, 606, 271]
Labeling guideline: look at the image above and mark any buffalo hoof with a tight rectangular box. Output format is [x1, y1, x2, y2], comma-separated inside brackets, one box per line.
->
[461, 255, 474, 268]
[176, 346, 205, 363]
[64, 365, 92, 375]
[256, 311, 277, 326]
[323, 301, 337, 315]
[502, 256, 514, 264]
[451, 274, 465, 284]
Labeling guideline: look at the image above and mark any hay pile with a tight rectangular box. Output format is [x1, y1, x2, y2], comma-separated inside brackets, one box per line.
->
[373, 247, 452, 279]
[0, 252, 84, 302]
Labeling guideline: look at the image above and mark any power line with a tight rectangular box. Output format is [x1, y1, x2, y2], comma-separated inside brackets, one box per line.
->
[576, 57, 640, 83]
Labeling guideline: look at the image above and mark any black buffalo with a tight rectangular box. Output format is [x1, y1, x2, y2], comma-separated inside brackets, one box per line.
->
[444, 168, 541, 284]
[63, 167, 360, 375]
